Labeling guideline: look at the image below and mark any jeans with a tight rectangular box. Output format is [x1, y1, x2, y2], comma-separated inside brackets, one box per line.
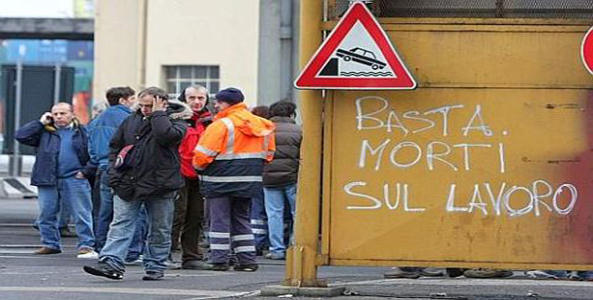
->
[96, 170, 146, 255]
[250, 187, 268, 252]
[37, 176, 95, 250]
[95, 170, 113, 250]
[125, 206, 148, 262]
[99, 193, 175, 274]
[264, 184, 297, 255]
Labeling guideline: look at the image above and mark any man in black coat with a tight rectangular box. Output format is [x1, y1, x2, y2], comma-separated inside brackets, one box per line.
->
[83, 87, 191, 281]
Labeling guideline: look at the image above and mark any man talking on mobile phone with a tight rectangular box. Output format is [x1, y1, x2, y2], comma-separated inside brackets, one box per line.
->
[15, 102, 97, 258]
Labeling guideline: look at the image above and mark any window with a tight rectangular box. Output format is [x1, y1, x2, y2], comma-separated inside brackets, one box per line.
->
[164, 65, 220, 99]
[329, 0, 593, 19]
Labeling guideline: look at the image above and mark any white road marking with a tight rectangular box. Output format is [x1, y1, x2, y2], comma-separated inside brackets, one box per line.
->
[0, 287, 251, 298]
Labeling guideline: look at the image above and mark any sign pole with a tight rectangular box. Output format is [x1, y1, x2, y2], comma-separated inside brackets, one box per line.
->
[284, 0, 324, 287]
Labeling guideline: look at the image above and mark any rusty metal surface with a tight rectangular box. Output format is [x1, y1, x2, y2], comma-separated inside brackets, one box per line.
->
[323, 20, 593, 269]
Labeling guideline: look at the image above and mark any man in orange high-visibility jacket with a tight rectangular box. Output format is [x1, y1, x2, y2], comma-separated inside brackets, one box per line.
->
[193, 87, 275, 272]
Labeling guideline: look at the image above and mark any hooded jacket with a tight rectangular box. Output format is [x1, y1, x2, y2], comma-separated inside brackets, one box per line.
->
[193, 103, 276, 198]
[15, 118, 92, 186]
[108, 100, 191, 200]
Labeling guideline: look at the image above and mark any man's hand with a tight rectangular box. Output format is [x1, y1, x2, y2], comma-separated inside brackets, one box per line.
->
[75, 171, 85, 179]
[39, 112, 53, 125]
[153, 96, 167, 112]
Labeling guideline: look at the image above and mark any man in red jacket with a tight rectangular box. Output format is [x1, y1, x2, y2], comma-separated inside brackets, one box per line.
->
[174, 85, 213, 270]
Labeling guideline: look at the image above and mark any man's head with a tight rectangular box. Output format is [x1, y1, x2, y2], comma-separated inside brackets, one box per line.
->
[269, 101, 297, 119]
[214, 87, 244, 112]
[183, 85, 209, 112]
[137, 87, 168, 116]
[106, 86, 136, 107]
[51, 102, 74, 128]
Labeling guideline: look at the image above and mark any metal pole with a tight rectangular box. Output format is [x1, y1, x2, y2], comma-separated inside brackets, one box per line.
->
[53, 63, 61, 104]
[11, 45, 25, 177]
[284, 0, 324, 287]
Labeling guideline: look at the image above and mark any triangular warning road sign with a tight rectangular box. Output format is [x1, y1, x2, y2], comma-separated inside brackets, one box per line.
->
[295, 2, 417, 90]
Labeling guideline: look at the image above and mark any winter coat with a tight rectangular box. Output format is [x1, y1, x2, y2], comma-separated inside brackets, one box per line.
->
[178, 109, 212, 179]
[108, 100, 191, 200]
[263, 116, 302, 187]
[193, 103, 276, 198]
[87, 104, 133, 170]
[15, 119, 92, 186]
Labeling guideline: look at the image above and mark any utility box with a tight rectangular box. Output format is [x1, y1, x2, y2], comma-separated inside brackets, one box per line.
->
[1, 65, 74, 155]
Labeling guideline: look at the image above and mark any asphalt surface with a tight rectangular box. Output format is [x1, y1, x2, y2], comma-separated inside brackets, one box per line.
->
[2, 197, 593, 300]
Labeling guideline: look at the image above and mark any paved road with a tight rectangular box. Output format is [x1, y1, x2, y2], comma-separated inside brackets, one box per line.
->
[2, 197, 593, 300]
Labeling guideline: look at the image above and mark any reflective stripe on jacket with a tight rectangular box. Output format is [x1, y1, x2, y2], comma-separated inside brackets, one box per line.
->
[193, 103, 275, 198]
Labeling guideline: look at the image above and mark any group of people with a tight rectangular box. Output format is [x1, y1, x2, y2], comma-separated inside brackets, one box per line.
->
[16, 85, 302, 281]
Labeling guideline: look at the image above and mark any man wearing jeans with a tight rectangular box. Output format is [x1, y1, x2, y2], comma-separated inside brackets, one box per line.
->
[15, 103, 97, 258]
[262, 101, 302, 260]
[87, 86, 138, 252]
[83, 87, 190, 281]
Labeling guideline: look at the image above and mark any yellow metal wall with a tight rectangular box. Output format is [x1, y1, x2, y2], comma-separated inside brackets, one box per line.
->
[325, 19, 593, 270]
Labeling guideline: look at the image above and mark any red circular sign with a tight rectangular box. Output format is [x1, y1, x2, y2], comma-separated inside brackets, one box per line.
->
[582, 26, 593, 75]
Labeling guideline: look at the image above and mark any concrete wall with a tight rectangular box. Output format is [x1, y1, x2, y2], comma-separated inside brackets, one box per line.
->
[93, 0, 141, 101]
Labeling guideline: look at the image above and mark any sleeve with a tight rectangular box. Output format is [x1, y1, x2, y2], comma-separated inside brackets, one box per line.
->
[108, 120, 126, 167]
[15, 120, 45, 147]
[151, 111, 187, 146]
[87, 119, 100, 165]
[265, 131, 276, 163]
[192, 121, 227, 171]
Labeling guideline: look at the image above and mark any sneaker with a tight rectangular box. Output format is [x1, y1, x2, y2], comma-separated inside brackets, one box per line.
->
[420, 268, 445, 277]
[264, 252, 285, 260]
[181, 260, 212, 270]
[142, 271, 164, 281]
[384, 267, 421, 279]
[464, 268, 513, 278]
[77, 248, 99, 259]
[165, 255, 181, 270]
[83, 262, 123, 280]
[525, 270, 567, 280]
[210, 263, 230, 271]
[234, 264, 259, 272]
[34, 247, 62, 255]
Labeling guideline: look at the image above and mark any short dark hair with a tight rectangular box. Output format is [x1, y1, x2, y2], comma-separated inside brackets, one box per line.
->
[269, 101, 296, 118]
[138, 86, 168, 100]
[251, 105, 270, 119]
[105, 86, 135, 106]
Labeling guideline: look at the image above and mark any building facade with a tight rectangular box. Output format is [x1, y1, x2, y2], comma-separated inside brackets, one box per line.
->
[94, 0, 298, 106]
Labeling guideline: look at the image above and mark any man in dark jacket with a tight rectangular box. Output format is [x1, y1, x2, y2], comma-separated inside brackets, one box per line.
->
[15, 103, 97, 258]
[83, 87, 190, 281]
[262, 101, 302, 260]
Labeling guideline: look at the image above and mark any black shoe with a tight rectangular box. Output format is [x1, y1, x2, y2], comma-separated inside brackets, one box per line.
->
[142, 271, 164, 281]
[181, 260, 212, 270]
[234, 264, 258, 272]
[83, 262, 123, 280]
[446, 268, 467, 278]
[210, 263, 230, 271]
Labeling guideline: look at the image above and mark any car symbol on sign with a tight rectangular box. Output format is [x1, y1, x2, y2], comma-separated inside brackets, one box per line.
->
[336, 47, 387, 70]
